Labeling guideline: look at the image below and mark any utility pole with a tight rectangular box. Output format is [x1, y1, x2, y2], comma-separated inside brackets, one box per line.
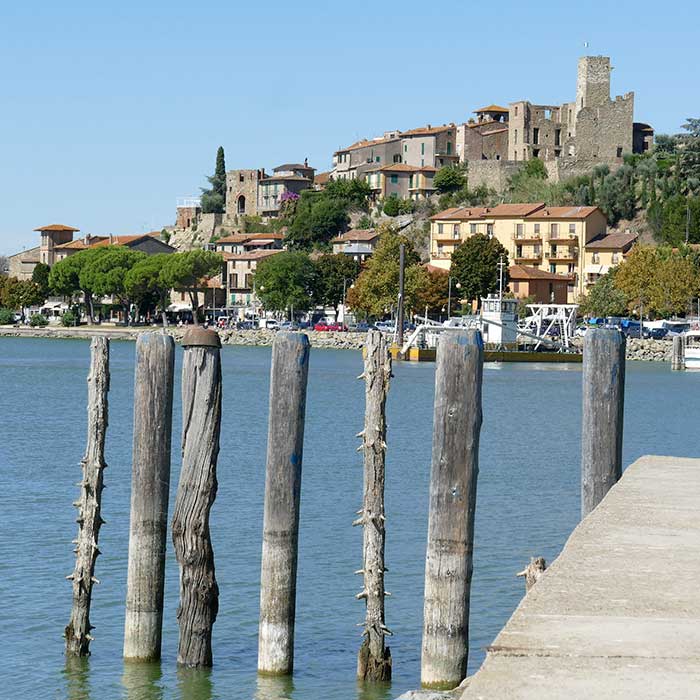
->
[397, 244, 405, 349]
[497, 255, 506, 302]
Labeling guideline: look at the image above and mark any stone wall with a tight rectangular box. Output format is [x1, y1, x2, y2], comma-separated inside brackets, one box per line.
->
[467, 160, 521, 192]
[225, 169, 264, 221]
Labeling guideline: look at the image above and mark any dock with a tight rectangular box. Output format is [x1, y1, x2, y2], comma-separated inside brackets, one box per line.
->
[456, 455, 700, 699]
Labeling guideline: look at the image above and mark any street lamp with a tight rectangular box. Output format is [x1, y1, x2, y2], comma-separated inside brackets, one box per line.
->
[447, 277, 462, 318]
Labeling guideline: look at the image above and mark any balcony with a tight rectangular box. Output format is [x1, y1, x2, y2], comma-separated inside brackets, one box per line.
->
[514, 255, 543, 264]
[547, 250, 579, 262]
[512, 233, 542, 243]
[547, 233, 578, 243]
[432, 252, 452, 260]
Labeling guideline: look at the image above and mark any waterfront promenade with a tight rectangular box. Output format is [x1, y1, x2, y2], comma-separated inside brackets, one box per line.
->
[453, 455, 700, 700]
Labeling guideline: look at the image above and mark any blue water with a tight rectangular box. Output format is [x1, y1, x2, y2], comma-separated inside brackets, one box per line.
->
[0, 337, 697, 700]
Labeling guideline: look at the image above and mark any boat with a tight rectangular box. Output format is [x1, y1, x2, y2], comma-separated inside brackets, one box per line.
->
[683, 331, 700, 370]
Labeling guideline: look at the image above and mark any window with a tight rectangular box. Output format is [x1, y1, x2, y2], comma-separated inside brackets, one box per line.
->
[568, 264, 575, 274]
[453, 224, 460, 237]
[404, 144, 407, 153]
[555, 129, 561, 147]
[612, 253, 620, 264]
[516, 245, 523, 258]
[409, 175, 414, 188]
[447, 142, 452, 155]
[569, 223, 576, 234]
[487, 223, 494, 237]
[616, 146, 623, 158]
[470, 223, 477, 234]
[533, 128, 539, 145]
[421, 159, 424, 167]
[390, 174, 398, 184]
[550, 223, 559, 237]
[534, 223, 540, 234]
[437, 223, 444, 234]
[514, 106, 518, 116]
[592, 253, 600, 264]
[533, 149, 540, 158]
[514, 129, 518, 145]
[376, 156, 380, 162]
[550, 264, 556, 274]
[393, 154, 402, 163]
[516, 223, 524, 237]
[421, 143, 425, 155]
[437, 243, 444, 255]
[239, 174, 244, 183]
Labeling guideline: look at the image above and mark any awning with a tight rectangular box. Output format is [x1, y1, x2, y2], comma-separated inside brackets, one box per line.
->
[584, 265, 605, 275]
[167, 302, 192, 312]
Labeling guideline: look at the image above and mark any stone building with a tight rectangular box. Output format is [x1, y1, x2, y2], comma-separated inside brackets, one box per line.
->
[225, 169, 266, 219]
[456, 106, 510, 162]
[257, 162, 315, 216]
[332, 133, 403, 181]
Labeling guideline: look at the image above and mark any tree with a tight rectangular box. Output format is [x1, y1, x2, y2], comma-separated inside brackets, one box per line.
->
[0, 277, 44, 316]
[201, 146, 226, 214]
[382, 196, 401, 217]
[614, 245, 659, 317]
[162, 250, 223, 323]
[579, 270, 628, 318]
[313, 254, 361, 313]
[323, 178, 372, 209]
[253, 251, 317, 314]
[434, 165, 467, 194]
[124, 253, 172, 325]
[80, 247, 146, 325]
[415, 267, 450, 316]
[650, 255, 697, 317]
[32, 262, 51, 300]
[49, 247, 110, 323]
[287, 194, 349, 249]
[346, 225, 423, 317]
[450, 234, 509, 307]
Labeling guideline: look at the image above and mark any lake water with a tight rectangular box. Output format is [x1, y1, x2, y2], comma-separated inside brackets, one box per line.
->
[1, 337, 698, 700]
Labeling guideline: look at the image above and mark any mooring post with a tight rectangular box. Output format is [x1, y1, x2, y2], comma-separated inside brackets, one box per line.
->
[672, 334, 685, 371]
[258, 332, 310, 675]
[397, 243, 405, 350]
[356, 329, 392, 681]
[421, 330, 483, 689]
[124, 332, 175, 661]
[172, 327, 222, 667]
[65, 336, 110, 656]
[581, 328, 626, 518]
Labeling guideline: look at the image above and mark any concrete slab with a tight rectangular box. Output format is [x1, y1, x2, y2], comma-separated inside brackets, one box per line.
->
[458, 456, 700, 700]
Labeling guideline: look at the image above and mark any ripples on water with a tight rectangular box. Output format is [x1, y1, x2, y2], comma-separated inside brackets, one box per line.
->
[0, 337, 697, 699]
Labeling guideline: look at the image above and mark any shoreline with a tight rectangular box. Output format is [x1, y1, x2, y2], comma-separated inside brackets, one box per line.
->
[0, 326, 676, 361]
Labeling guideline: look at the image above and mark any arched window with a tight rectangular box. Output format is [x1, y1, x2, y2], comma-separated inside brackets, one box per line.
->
[237, 195, 246, 214]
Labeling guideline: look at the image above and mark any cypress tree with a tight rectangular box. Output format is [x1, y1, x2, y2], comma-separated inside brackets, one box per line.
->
[214, 146, 226, 198]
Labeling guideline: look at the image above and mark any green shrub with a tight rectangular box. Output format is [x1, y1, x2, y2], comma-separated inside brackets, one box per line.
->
[29, 313, 48, 327]
[61, 310, 78, 327]
[382, 196, 401, 217]
[0, 308, 15, 324]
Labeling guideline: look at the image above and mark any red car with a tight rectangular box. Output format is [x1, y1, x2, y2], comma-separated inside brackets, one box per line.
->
[314, 321, 347, 332]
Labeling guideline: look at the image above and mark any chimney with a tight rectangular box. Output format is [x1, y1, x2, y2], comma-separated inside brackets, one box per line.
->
[109, 233, 113, 244]
[304, 157, 308, 167]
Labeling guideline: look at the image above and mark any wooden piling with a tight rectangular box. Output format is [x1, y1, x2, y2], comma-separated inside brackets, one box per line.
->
[421, 330, 483, 689]
[124, 332, 175, 661]
[356, 330, 392, 682]
[672, 334, 685, 371]
[65, 336, 110, 656]
[258, 332, 310, 675]
[581, 328, 626, 519]
[172, 327, 222, 667]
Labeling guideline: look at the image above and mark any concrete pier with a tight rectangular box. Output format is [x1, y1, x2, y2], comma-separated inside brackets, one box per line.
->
[455, 455, 700, 699]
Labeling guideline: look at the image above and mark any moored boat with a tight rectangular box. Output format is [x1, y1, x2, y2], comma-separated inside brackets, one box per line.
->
[683, 331, 700, 370]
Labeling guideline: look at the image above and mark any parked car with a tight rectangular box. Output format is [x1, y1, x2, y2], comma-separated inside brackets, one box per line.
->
[314, 321, 347, 332]
[375, 321, 395, 333]
[278, 320, 298, 331]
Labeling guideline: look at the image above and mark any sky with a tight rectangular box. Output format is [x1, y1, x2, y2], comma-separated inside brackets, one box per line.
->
[1, 0, 698, 255]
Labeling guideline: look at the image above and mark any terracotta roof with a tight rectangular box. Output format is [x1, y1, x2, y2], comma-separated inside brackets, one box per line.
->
[222, 249, 282, 262]
[509, 265, 572, 281]
[378, 163, 437, 173]
[526, 206, 600, 220]
[217, 232, 284, 244]
[487, 203, 546, 217]
[88, 233, 163, 248]
[335, 136, 399, 155]
[585, 231, 639, 250]
[423, 263, 449, 274]
[401, 124, 455, 136]
[474, 105, 509, 114]
[33, 224, 80, 232]
[332, 229, 378, 243]
[314, 171, 331, 186]
[261, 174, 313, 183]
[429, 206, 491, 221]
[273, 163, 313, 171]
[54, 239, 90, 250]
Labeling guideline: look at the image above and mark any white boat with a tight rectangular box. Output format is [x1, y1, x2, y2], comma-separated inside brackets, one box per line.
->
[684, 331, 700, 370]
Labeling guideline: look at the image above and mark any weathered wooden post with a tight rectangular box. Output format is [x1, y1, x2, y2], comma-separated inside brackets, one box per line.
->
[65, 336, 110, 656]
[581, 328, 625, 519]
[356, 330, 392, 681]
[396, 243, 405, 350]
[258, 332, 310, 675]
[421, 330, 483, 689]
[672, 334, 685, 371]
[172, 327, 222, 667]
[124, 332, 175, 660]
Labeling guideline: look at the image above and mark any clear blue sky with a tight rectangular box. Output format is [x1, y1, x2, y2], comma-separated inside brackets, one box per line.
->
[1, 0, 698, 255]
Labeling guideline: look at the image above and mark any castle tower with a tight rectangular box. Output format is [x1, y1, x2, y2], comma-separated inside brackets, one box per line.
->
[575, 56, 611, 115]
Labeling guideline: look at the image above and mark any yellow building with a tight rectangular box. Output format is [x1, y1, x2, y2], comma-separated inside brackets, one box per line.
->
[429, 203, 610, 302]
[582, 231, 639, 290]
[365, 164, 437, 201]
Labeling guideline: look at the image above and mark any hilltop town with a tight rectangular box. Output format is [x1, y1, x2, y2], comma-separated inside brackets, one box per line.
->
[2, 54, 699, 329]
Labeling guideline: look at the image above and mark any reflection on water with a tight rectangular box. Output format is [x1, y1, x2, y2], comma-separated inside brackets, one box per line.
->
[122, 661, 164, 700]
[355, 679, 393, 700]
[255, 673, 295, 700]
[176, 667, 213, 700]
[64, 656, 91, 700]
